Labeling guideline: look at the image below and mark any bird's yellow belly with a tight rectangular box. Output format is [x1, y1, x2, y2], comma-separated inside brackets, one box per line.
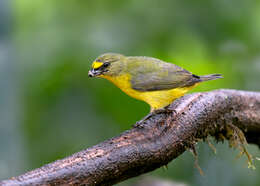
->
[101, 74, 197, 111]
[137, 87, 194, 111]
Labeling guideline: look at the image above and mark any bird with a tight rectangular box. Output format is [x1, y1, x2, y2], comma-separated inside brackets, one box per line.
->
[88, 53, 222, 126]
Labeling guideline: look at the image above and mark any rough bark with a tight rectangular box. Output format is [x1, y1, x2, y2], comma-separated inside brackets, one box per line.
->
[1, 89, 260, 186]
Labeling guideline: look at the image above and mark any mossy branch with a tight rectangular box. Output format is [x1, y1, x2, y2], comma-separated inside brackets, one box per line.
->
[1, 89, 260, 186]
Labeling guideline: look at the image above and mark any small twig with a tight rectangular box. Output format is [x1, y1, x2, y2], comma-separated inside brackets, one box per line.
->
[190, 144, 204, 176]
[206, 138, 217, 154]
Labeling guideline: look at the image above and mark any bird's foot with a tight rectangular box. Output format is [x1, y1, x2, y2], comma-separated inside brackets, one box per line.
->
[133, 106, 172, 128]
[133, 112, 154, 128]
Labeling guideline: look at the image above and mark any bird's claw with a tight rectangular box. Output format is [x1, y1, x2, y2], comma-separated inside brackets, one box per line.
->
[133, 121, 146, 128]
[133, 106, 176, 129]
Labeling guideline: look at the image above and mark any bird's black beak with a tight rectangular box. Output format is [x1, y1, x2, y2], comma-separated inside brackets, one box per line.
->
[88, 69, 94, 77]
[88, 69, 102, 77]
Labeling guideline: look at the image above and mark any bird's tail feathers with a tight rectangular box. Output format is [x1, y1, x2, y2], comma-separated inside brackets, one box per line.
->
[194, 74, 223, 82]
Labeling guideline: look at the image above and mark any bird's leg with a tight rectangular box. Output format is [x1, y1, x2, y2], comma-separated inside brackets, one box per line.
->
[133, 106, 172, 128]
[133, 112, 154, 128]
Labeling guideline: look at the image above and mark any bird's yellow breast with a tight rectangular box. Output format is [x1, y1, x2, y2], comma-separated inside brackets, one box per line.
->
[100, 73, 197, 111]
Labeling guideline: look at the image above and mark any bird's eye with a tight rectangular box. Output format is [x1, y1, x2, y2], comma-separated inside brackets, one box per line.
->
[103, 62, 110, 68]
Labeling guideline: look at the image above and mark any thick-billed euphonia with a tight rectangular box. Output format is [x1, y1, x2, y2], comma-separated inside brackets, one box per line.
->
[88, 53, 222, 124]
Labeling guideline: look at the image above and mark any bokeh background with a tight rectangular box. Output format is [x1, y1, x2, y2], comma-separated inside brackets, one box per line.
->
[1, 0, 260, 185]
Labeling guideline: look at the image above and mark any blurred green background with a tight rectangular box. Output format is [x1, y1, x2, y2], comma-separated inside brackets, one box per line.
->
[0, 0, 260, 185]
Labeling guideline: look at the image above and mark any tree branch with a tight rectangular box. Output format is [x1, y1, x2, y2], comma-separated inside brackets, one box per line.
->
[1, 89, 260, 186]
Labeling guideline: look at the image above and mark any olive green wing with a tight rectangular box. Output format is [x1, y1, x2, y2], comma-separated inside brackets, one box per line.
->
[129, 58, 198, 92]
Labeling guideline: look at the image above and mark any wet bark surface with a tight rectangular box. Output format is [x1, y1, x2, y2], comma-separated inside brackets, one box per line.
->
[1, 89, 260, 186]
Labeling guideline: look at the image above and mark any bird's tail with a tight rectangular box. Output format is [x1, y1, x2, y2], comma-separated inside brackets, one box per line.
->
[193, 74, 223, 82]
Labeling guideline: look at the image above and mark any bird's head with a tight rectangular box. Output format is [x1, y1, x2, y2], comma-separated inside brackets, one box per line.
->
[88, 53, 125, 77]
